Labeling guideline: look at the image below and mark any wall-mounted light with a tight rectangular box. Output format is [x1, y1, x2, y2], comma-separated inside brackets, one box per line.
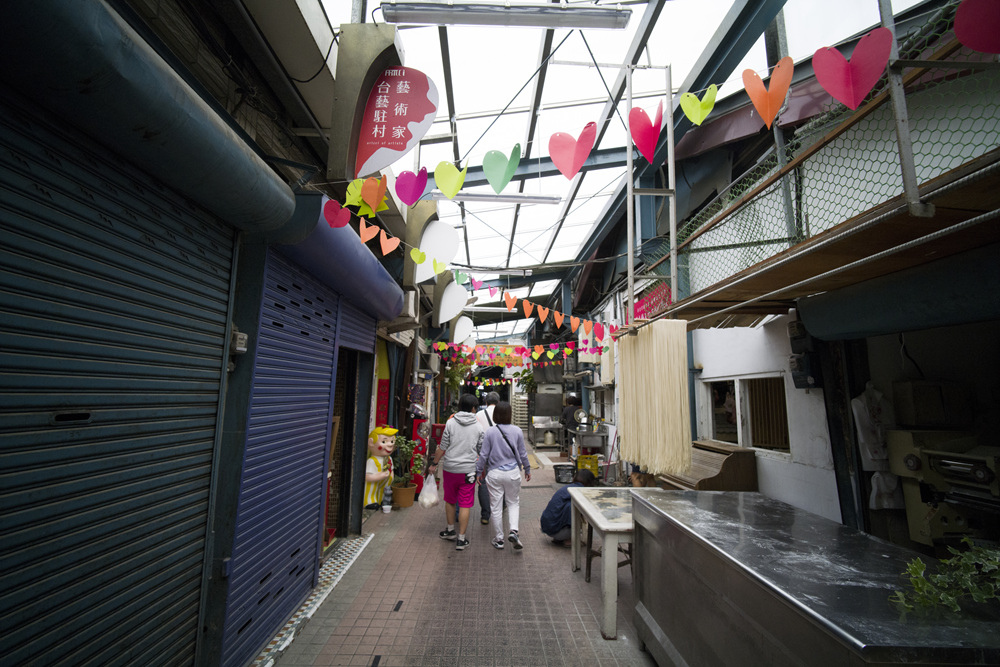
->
[382, 2, 632, 30]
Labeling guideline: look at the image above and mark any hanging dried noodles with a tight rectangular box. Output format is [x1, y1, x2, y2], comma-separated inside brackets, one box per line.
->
[618, 319, 691, 475]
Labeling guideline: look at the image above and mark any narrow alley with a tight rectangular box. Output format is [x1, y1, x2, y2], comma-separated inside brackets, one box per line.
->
[264, 447, 654, 667]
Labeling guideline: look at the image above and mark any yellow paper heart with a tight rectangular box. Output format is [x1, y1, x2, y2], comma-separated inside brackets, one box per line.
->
[680, 84, 718, 126]
[410, 248, 427, 264]
[433, 259, 448, 275]
[434, 161, 467, 199]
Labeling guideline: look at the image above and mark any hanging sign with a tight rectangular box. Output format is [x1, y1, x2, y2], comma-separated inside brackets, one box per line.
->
[355, 67, 438, 177]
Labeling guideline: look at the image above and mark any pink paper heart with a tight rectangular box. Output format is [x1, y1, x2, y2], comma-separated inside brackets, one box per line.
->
[814, 28, 892, 110]
[549, 343, 559, 351]
[955, 0, 1000, 54]
[628, 101, 663, 164]
[394, 167, 428, 206]
[566, 341, 575, 350]
[489, 286, 498, 297]
[470, 277, 483, 290]
[323, 200, 351, 228]
[549, 122, 597, 180]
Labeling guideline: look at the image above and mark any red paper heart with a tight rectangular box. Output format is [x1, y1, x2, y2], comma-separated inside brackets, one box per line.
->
[814, 28, 892, 110]
[359, 220, 379, 242]
[362, 175, 388, 212]
[628, 101, 663, 164]
[379, 229, 400, 255]
[743, 56, 794, 129]
[594, 322, 604, 341]
[504, 293, 517, 311]
[566, 341, 575, 350]
[570, 317, 580, 332]
[549, 122, 597, 180]
[955, 0, 1000, 54]
[323, 200, 351, 228]
[522, 301, 535, 318]
[536, 306, 549, 323]
[394, 167, 428, 206]
[553, 312, 564, 328]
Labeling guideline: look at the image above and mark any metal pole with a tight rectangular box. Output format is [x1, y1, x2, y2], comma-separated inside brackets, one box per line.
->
[626, 64, 636, 328]
[878, 0, 935, 218]
[666, 65, 678, 307]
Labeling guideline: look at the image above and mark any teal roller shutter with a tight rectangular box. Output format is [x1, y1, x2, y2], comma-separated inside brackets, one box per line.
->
[0, 89, 234, 665]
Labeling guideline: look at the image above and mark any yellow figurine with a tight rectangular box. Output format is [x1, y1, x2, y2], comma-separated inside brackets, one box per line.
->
[364, 425, 398, 508]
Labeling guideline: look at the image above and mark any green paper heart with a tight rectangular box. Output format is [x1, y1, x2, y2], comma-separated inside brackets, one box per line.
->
[433, 259, 448, 275]
[482, 143, 520, 194]
[680, 84, 718, 126]
[454, 271, 468, 284]
[410, 248, 427, 264]
[546, 350, 556, 359]
[434, 161, 467, 199]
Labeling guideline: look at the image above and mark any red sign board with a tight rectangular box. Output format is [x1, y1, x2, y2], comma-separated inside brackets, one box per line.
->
[355, 66, 438, 178]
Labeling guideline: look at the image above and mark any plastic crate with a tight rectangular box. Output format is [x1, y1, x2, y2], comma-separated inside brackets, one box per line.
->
[577, 454, 598, 476]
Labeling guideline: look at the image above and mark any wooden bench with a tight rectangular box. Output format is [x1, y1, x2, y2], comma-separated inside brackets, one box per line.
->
[656, 440, 757, 491]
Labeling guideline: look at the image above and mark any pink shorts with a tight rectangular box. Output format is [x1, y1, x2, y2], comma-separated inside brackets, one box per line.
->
[441, 470, 475, 508]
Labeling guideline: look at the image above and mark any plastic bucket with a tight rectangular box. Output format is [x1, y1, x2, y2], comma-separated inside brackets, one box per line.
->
[554, 464, 575, 484]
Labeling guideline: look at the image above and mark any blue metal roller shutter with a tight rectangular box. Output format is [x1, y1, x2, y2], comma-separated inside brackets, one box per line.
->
[0, 92, 234, 665]
[221, 250, 338, 667]
[338, 298, 377, 353]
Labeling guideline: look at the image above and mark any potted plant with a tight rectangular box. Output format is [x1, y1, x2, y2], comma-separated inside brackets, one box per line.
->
[390, 436, 425, 508]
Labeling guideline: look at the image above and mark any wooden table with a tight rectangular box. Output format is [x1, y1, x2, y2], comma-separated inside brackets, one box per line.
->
[568, 487, 634, 640]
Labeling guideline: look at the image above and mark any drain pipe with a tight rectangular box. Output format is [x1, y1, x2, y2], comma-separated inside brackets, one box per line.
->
[0, 0, 295, 233]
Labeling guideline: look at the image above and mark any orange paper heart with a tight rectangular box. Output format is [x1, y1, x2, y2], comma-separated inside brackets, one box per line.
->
[534, 345, 544, 356]
[362, 175, 388, 212]
[570, 316, 580, 332]
[359, 220, 379, 242]
[379, 229, 400, 255]
[504, 293, 517, 311]
[536, 305, 549, 323]
[522, 301, 534, 317]
[583, 320, 593, 336]
[742, 56, 794, 129]
[553, 312, 564, 328]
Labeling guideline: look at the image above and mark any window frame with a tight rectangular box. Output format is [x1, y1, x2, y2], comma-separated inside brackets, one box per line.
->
[703, 373, 792, 454]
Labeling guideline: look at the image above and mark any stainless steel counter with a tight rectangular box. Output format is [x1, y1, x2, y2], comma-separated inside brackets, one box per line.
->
[630, 489, 1000, 666]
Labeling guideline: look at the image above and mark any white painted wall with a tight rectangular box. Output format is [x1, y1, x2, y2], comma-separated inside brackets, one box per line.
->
[691, 313, 842, 522]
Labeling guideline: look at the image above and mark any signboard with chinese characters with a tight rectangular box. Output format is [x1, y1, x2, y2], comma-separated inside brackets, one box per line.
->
[355, 67, 438, 178]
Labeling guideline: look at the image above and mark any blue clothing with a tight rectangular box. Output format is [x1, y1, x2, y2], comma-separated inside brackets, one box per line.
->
[476, 424, 530, 477]
[540, 482, 582, 535]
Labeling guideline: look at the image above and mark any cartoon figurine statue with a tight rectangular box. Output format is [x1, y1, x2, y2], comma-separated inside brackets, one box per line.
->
[364, 425, 398, 509]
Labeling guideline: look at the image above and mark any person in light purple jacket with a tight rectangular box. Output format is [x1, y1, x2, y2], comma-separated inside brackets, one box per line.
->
[476, 401, 531, 550]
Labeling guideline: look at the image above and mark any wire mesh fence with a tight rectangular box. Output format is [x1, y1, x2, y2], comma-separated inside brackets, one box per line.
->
[637, 0, 999, 319]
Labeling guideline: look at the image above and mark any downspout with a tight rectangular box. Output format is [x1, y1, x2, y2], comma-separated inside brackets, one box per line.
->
[0, 0, 295, 233]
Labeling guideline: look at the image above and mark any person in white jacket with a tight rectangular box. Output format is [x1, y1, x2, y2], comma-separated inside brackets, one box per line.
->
[428, 394, 483, 551]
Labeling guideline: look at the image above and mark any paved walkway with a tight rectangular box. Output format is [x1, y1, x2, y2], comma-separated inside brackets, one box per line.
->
[273, 443, 655, 667]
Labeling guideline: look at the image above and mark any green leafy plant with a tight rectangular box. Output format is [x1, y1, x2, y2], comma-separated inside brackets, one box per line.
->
[890, 537, 1000, 617]
[444, 361, 473, 399]
[513, 367, 536, 394]
[392, 436, 425, 488]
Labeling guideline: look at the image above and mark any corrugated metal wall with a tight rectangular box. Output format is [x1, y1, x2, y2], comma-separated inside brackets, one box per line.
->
[338, 298, 376, 353]
[220, 250, 339, 667]
[0, 89, 234, 665]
